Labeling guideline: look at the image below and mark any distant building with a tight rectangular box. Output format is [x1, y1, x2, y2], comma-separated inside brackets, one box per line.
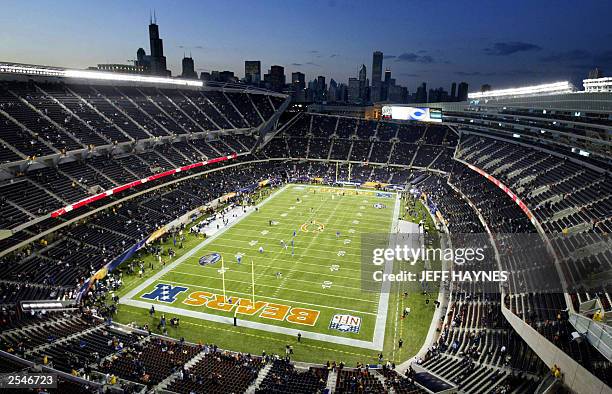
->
[209, 70, 238, 83]
[371, 51, 383, 102]
[134, 14, 170, 76]
[428, 87, 449, 102]
[245, 61, 261, 84]
[219, 71, 237, 83]
[148, 14, 169, 76]
[328, 78, 338, 102]
[264, 65, 285, 92]
[416, 82, 427, 103]
[337, 83, 348, 102]
[358, 64, 368, 102]
[481, 84, 492, 92]
[348, 77, 361, 104]
[382, 68, 392, 101]
[200, 72, 211, 81]
[450, 82, 457, 101]
[387, 84, 406, 103]
[181, 56, 197, 79]
[457, 82, 469, 101]
[316, 75, 326, 102]
[291, 72, 306, 101]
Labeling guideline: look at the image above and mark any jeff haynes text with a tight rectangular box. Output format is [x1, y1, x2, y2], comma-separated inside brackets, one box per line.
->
[372, 270, 509, 282]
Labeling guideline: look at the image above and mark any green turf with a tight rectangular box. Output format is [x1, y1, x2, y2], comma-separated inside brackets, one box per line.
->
[113, 184, 439, 365]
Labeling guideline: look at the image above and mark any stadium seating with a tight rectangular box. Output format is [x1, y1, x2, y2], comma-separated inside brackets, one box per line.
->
[256, 359, 328, 394]
[0, 73, 610, 393]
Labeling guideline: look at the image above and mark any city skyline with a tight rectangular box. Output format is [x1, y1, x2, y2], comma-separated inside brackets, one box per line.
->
[2, 0, 611, 90]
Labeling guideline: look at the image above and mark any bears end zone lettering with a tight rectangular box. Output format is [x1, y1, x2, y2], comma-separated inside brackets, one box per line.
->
[142, 284, 319, 326]
[184, 291, 320, 326]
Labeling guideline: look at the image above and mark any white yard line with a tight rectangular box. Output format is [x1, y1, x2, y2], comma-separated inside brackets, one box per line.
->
[211, 237, 372, 253]
[171, 268, 366, 288]
[164, 271, 377, 303]
[181, 254, 364, 273]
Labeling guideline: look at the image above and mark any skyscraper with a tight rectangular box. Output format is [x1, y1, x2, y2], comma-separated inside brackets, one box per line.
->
[148, 13, 169, 76]
[181, 56, 197, 79]
[382, 68, 392, 101]
[264, 65, 285, 92]
[292, 72, 305, 90]
[328, 78, 338, 102]
[358, 64, 368, 102]
[291, 72, 306, 101]
[371, 51, 383, 102]
[450, 82, 457, 101]
[244, 61, 261, 84]
[348, 78, 361, 104]
[315, 76, 327, 102]
[457, 82, 469, 101]
[416, 82, 427, 103]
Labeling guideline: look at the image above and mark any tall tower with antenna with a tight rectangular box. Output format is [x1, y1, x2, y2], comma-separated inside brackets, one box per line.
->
[148, 11, 169, 76]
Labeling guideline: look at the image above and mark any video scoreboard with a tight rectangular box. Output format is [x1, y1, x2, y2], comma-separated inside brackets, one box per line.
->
[381, 106, 443, 123]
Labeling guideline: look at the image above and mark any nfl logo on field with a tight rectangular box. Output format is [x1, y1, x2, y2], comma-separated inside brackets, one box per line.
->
[199, 253, 221, 266]
[329, 314, 361, 333]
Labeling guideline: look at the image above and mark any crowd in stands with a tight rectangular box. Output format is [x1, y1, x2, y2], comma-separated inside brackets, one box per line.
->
[262, 113, 457, 172]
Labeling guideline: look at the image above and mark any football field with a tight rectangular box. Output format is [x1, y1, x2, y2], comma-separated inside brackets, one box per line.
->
[121, 184, 398, 349]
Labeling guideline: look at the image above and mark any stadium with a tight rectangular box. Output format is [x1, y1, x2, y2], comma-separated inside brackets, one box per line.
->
[0, 4, 611, 394]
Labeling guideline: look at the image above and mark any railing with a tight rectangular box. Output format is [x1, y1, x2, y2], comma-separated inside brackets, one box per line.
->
[501, 303, 610, 394]
[569, 312, 612, 362]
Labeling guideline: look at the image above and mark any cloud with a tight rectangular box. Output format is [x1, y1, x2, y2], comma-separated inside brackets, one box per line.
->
[308, 50, 319, 54]
[330, 54, 339, 58]
[399, 73, 419, 77]
[484, 41, 541, 56]
[396, 52, 434, 63]
[383, 55, 396, 59]
[305, 62, 321, 67]
[291, 63, 303, 66]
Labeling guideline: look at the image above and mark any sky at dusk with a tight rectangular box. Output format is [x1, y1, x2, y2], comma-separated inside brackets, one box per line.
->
[2, 0, 611, 92]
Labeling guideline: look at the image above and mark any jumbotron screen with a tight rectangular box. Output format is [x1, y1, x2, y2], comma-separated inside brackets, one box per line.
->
[381, 105, 443, 123]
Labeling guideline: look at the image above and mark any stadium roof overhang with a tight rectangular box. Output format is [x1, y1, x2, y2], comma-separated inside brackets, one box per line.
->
[0, 62, 203, 87]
